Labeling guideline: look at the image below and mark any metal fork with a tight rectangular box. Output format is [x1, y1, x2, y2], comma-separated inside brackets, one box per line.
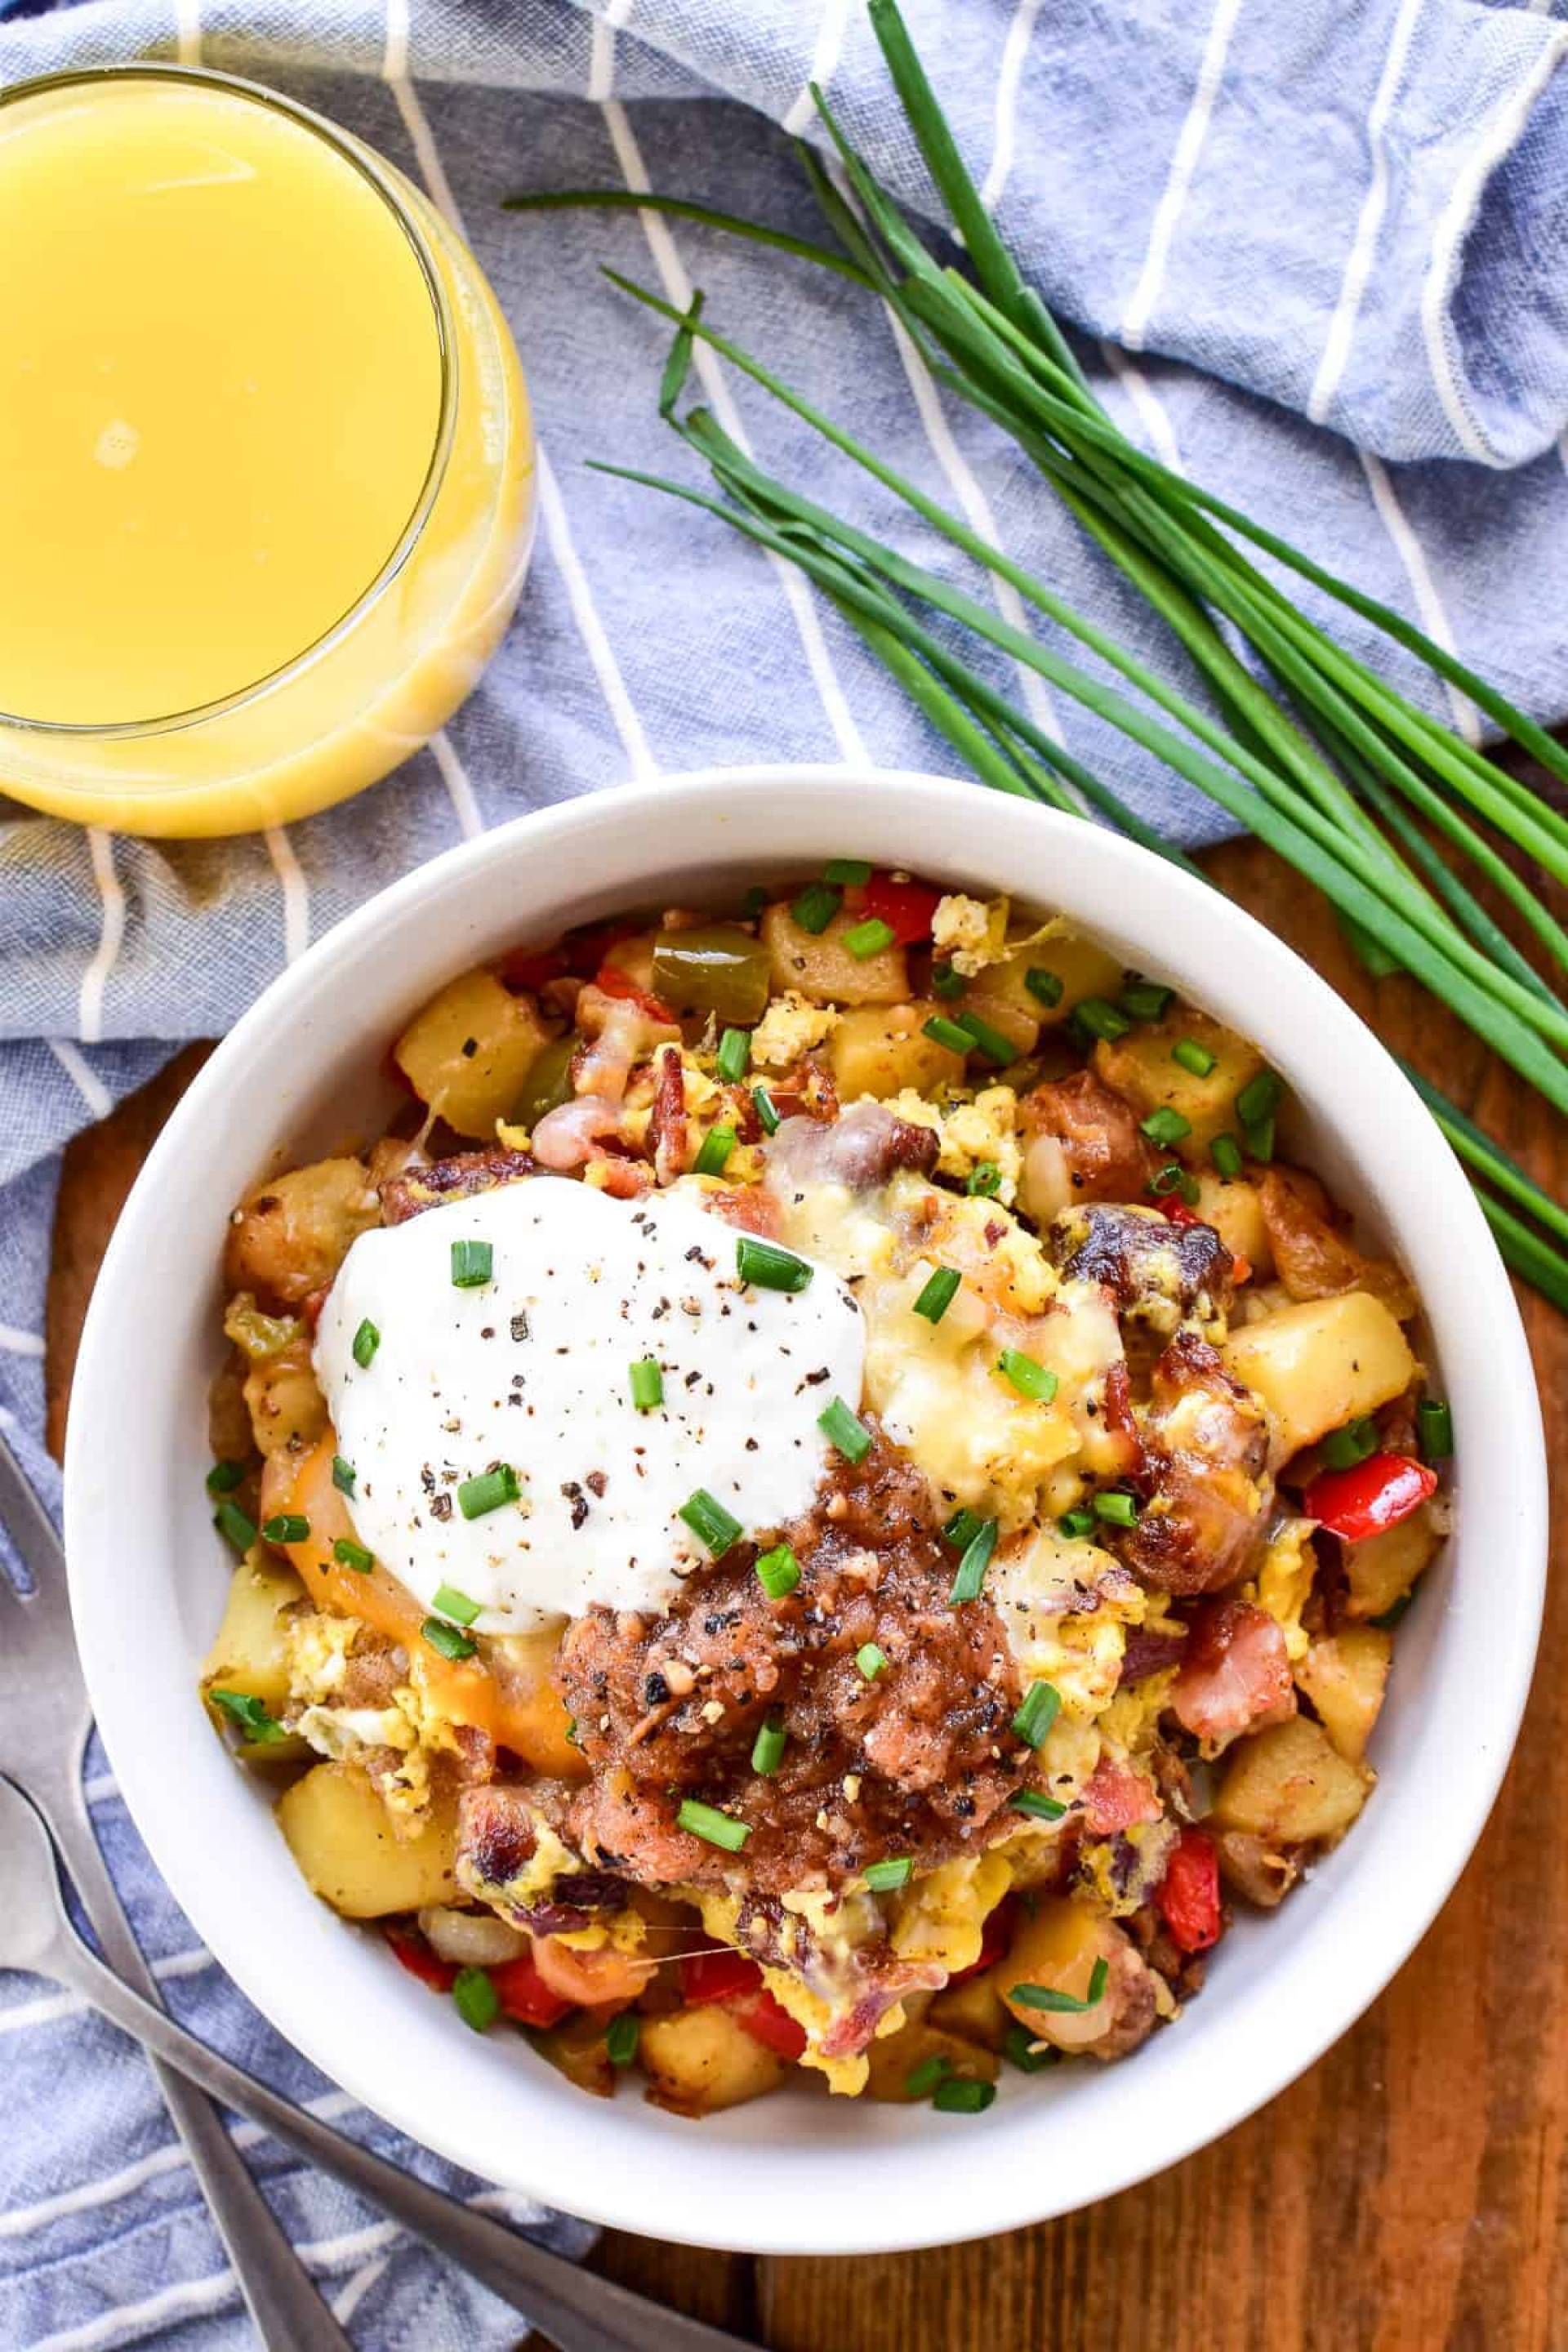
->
[0, 1432, 354, 2348]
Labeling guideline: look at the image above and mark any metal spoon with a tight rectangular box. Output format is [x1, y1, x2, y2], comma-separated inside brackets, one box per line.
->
[0, 1775, 751, 2352]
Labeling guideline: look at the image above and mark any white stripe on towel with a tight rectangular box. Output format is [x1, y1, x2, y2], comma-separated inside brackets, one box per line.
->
[1360, 451, 1481, 743]
[782, 0, 852, 136]
[1099, 340, 1187, 477]
[47, 1038, 112, 1122]
[0, 1944, 214, 2035]
[78, 829, 125, 1048]
[264, 826, 310, 963]
[1308, 0, 1427, 426]
[1121, 0, 1245, 351]
[981, 0, 1044, 213]
[174, 0, 200, 67]
[587, 0, 637, 104]
[429, 731, 483, 839]
[0, 1324, 45, 1361]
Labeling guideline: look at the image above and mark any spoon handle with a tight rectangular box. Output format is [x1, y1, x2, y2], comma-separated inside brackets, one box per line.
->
[52, 1932, 749, 2352]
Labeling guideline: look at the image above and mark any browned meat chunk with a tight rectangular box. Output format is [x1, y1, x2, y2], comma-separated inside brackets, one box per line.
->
[1086, 1929, 1160, 2063]
[764, 1101, 939, 1196]
[1118, 1333, 1272, 1596]
[1170, 1598, 1296, 1748]
[1018, 1069, 1155, 1203]
[378, 1147, 537, 1225]
[1258, 1165, 1418, 1320]
[1049, 1201, 1232, 1329]
[553, 1433, 1022, 1897]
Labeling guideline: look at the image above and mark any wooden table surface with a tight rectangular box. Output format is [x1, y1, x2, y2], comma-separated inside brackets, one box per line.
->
[43, 830, 1565, 2352]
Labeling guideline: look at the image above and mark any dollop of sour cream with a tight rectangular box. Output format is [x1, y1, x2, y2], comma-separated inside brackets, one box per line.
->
[314, 1178, 866, 1633]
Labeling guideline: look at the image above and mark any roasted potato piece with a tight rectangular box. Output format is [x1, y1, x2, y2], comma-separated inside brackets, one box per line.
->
[1092, 1006, 1264, 1154]
[761, 899, 908, 1006]
[1295, 1628, 1393, 1762]
[638, 2004, 786, 2117]
[1258, 1166, 1418, 1321]
[201, 1553, 304, 1734]
[1343, 1502, 1443, 1622]
[1221, 1290, 1417, 1463]
[829, 1001, 965, 1101]
[243, 1340, 327, 1459]
[393, 969, 551, 1138]
[863, 2015, 1000, 2103]
[224, 1159, 378, 1305]
[978, 932, 1125, 1028]
[277, 1763, 461, 1918]
[1214, 1827, 1300, 1909]
[928, 1967, 1010, 2052]
[1188, 1172, 1273, 1278]
[1211, 1716, 1372, 1847]
[996, 1898, 1137, 2058]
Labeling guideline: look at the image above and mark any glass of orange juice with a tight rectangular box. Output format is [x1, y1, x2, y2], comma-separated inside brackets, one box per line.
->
[0, 65, 533, 836]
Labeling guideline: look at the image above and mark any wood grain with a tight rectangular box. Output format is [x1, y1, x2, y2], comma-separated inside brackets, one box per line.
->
[44, 833, 1566, 2352]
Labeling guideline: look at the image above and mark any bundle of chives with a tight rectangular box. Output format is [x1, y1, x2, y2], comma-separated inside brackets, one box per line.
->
[505, 0, 1567, 1311]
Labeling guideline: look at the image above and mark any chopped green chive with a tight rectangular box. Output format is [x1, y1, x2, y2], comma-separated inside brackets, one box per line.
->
[213, 1500, 256, 1553]
[1141, 1106, 1193, 1147]
[1092, 1490, 1139, 1527]
[457, 1464, 520, 1520]
[942, 1507, 985, 1552]
[209, 1688, 285, 1744]
[1004, 2023, 1054, 2074]
[1011, 1788, 1067, 1821]
[1418, 1398, 1454, 1461]
[350, 1318, 380, 1369]
[1072, 996, 1132, 1044]
[1237, 1069, 1283, 1160]
[932, 2078, 996, 2114]
[1012, 1957, 1109, 2014]
[1057, 1508, 1096, 1541]
[629, 1356, 664, 1412]
[1012, 1682, 1062, 1748]
[205, 1459, 245, 1496]
[1172, 1037, 1218, 1077]
[955, 1009, 1015, 1067]
[913, 1265, 961, 1324]
[1209, 1134, 1245, 1178]
[818, 1396, 873, 1464]
[855, 1642, 888, 1682]
[450, 1238, 493, 1288]
[751, 1716, 787, 1775]
[332, 1454, 357, 1496]
[824, 857, 873, 886]
[864, 1855, 913, 1891]
[716, 1027, 751, 1085]
[932, 960, 966, 999]
[333, 1537, 375, 1575]
[923, 1013, 974, 1056]
[452, 1967, 499, 2033]
[433, 1582, 482, 1627]
[844, 916, 898, 960]
[735, 1235, 813, 1292]
[792, 880, 841, 935]
[949, 1517, 997, 1605]
[1321, 1416, 1379, 1471]
[1120, 981, 1174, 1022]
[967, 1161, 1002, 1198]
[904, 2053, 951, 2100]
[1025, 967, 1064, 1008]
[755, 1542, 801, 1601]
[751, 1084, 782, 1135]
[679, 1488, 742, 1557]
[606, 2011, 641, 2067]
[693, 1121, 737, 1176]
[676, 1799, 751, 1852]
[1148, 1160, 1200, 1205]
[422, 1616, 477, 1662]
[998, 1349, 1058, 1403]
[261, 1513, 309, 1545]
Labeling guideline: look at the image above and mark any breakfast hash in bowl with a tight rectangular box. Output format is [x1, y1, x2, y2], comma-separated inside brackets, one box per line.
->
[199, 862, 1451, 2118]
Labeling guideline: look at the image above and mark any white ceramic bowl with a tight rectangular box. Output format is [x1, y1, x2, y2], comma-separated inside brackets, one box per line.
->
[65, 765, 1546, 2255]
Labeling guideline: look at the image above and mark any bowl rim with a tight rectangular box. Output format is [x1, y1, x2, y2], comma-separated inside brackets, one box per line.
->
[65, 762, 1548, 2255]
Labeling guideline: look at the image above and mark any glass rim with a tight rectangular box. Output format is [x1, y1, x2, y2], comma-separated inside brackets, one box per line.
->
[0, 59, 457, 740]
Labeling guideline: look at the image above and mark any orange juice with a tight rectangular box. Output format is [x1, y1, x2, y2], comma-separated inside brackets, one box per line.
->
[0, 68, 533, 835]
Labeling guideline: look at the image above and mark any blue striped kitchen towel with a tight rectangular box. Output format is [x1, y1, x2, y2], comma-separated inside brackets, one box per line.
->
[3, 0, 1568, 2343]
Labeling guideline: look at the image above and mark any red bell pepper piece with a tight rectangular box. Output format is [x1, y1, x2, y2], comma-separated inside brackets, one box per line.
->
[861, 871, 942, 946]
[1158, 1828, 1222, 1954]
[385, 1929, 457, 1994]
[948, 1894, 1019, 1986]
[592, 963, 677, 1025]
[732, 1989, 808, 2061]
[1161, 1200, 1201, 1227]
[497, 947, 568, 991]
[488, 1949, 575, 2029]
[679, 1949, 764, 2007]
[1303, 1452, 1437, 1542]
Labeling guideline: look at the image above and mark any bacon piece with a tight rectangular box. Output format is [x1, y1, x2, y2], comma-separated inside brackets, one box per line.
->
[1080, 1759, 1163, 1835]
[647, 1045, 688, 1187]
[764, 1100, 938, 1194]
[1118, 1333, 1272, 1597]
[1170, 1598, 1296, 1748]
[1018, 1069, 1156, 1204]
[530, 1096, 623, 1170]
[378, 1147, 536, 1225]
[702, 1184, 783, 1238]
[572, 983, 679, 1104]
[1049, 1202, 1232, 1327]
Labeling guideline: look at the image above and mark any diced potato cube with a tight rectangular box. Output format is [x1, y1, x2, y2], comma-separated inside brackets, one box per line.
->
[202, 1555, 304, 1719]
[1211, 1717, 1372, 1846]
[996, 1895, 1114, 2055]
[982, 933, 1125, 1028]
[863, 2016, 1000, 2102]
[393, 969, 550, 1138]
[277, 1764, 461, 1918]
[761, 900, 908, 1006]
[1221, 1290, 1417, 1463]
[243, 1342, 327, 1460]
[928, 1967, 1010, 2052]
[1343, 1503, 1443, 1622]
[1093, 1007, 1263, 1152]
[829, 1002, 965, 1100]
[1188, 1172, 1273, 1277]
[1294, 1628, 1393, 1762]
[638, 2005, 786, 2117]
[224, 1159, 379, 1305]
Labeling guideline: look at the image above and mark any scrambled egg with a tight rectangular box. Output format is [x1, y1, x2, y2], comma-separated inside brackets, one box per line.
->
[931, 892, 1009, 974]
[750, 990, 839, 1067]
[882, 1084, 1022, 1206]
[1249, 1516, 1318, 1662]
